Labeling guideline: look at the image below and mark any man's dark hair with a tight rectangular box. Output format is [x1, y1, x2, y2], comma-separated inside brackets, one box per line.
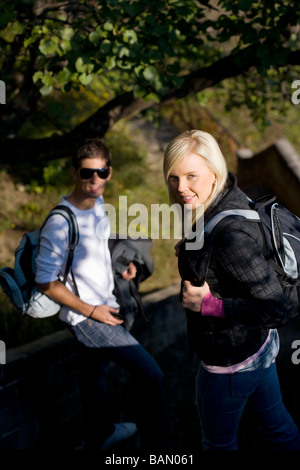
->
[72, 138, 112, 169]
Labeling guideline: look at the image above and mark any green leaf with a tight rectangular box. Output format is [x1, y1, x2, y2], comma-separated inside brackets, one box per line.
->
[123, 29, 138, 44]
[134, 65, 143, 76]
[89, 30, 102, 44]
[105, 56, 116, 70]
[24, 35, 38, 48]
[57, 68, 72, 84]
[100, 39, 112, 54]
[41, 73, 54, 87]
[33, 71, 43, 84]
[75, 57, 94, 73]
[117, 61, 132, 69]
[61, 27, 75, 41]
[118, 46, 130, 58]
[79, 73, 92, 85]
[75, 57, 83, 72]
[39, 85, 53, 96]
[133, 85, 146, 98]
[33, 71, 54, 90]
[123, 3, 142, 17]
[60, 39, 72, 53]
[11, 21, 25, 35]
[103, 21, 114, 31]
[144, 92, 160, 103]
[143, 66, 157, 82]
[39, 38, 59, 56]
[0, 20, 24, 41]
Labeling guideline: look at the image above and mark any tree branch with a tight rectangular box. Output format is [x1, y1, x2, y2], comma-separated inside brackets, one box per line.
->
[2, 45, 299, 164]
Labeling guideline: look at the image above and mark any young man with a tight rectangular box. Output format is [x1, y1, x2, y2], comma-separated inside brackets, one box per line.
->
[35, 139, 164, 451]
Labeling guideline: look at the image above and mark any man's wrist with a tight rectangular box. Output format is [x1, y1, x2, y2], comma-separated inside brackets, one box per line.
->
[89, 305, 97, 318]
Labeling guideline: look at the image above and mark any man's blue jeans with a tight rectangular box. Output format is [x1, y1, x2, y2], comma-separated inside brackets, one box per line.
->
[196, 362, 300, 450]
[70, 318, 164, 450]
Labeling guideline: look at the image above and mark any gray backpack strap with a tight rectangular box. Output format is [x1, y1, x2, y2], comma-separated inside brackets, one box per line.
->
[204, 209, 260, 235]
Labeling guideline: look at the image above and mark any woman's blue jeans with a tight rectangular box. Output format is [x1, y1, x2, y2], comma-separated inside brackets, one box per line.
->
[70, 318, 164, 450]
[196, 362, 300, 450]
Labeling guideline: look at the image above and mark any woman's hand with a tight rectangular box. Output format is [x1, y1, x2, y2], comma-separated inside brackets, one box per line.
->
[182, 280, 210, 312]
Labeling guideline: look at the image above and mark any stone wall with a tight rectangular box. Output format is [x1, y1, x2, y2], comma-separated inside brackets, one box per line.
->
[0, 283, 185, 450]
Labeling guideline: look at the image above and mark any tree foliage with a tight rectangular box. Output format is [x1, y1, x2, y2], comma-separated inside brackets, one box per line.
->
[1, 0, 300, 163]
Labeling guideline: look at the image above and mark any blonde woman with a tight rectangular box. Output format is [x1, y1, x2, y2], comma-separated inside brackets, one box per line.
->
[164, 130, 300, 450]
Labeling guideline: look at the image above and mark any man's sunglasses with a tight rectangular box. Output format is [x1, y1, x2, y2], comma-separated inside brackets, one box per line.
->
[78, 167, 110, 180]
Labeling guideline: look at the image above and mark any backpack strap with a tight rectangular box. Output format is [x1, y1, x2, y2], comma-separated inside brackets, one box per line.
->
[43, 205, 79, 246]
[247, 194, 277, 210]
[42, 205, 80, 297]
[201, 209, 261, 285]
[204, 209, 260, 235]
[204, 208, 300, 287]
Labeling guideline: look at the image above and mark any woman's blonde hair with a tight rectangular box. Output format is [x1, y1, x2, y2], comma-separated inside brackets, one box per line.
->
[163, 130, 228, 213]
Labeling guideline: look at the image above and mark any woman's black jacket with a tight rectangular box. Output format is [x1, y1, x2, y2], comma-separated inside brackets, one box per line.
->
[178, 172, 288, 367]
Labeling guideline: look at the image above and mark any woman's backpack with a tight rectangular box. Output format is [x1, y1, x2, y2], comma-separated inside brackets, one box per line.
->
[204, 196, 300, 321]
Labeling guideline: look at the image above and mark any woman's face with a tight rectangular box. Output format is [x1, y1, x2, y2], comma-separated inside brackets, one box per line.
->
[168, 152, 216, 210]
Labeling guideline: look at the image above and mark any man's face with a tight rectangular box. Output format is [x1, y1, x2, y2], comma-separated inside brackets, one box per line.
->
[73, 157, 112, 199]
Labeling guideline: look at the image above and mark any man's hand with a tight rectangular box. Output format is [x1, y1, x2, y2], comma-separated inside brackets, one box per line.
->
[182, 280, 210, 312]
[91, 304, 123, 325]
[37, 280, 123, 325]
[121, 262, 137, 281]
[174, 240, 183, 257]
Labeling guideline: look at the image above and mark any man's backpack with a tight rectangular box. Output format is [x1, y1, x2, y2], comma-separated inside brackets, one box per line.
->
[0, 205, 79, 319]
[204, 196, 300, 320]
